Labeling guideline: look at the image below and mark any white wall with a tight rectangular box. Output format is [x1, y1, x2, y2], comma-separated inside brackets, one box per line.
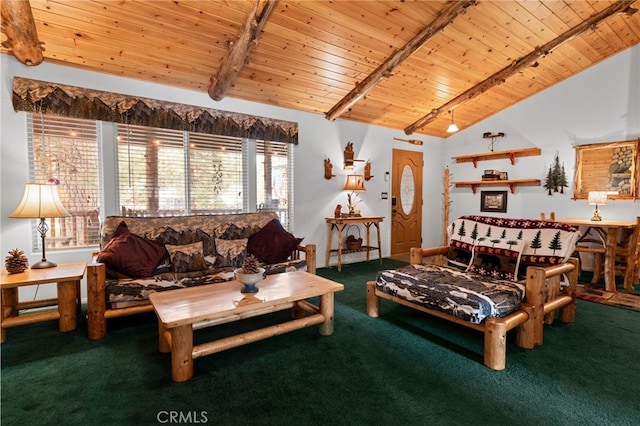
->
[2, 44, 639, 301]
[444, 44, 640, 222]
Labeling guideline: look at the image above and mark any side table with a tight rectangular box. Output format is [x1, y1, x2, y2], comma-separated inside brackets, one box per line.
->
[1, 261, 86, 343]
[325, 216, 384, 271]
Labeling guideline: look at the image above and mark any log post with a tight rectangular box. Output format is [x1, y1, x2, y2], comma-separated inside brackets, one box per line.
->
[57, 280, 77, 332]
[305, 243, 317, 275]
[318, 292, 334, 336]
[409, 247, 424, 265]
[527, 266, 546, 346]
[484, 318, 506, 370]
[559, 258, 579, 324]
[86, 262, 107, 340]
[366, 281, 379, 318]
[170, 325, 194, 382]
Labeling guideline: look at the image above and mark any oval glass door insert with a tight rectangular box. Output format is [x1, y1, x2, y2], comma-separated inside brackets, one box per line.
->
[400, 165, 415, 214]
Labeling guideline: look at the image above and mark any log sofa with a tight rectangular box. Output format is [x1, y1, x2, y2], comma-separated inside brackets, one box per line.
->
[87, 212, 315, 340]
[367, 215, 581, 370]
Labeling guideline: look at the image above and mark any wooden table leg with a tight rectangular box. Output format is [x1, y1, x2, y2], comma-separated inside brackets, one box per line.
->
[622, 227, 639, 290]
[0, 288, 16, 343]
[337, 224, 344, 271]
[603, 228, 617, 292]
[365, 223, 371, 261]
[318, 292, 335, 336]
[375, 222, 382, 263]
[158, 320, 171, 353]
[170, 324, 194, 382]
[325, 223, 332, 268]
[57, 280, 78, 332]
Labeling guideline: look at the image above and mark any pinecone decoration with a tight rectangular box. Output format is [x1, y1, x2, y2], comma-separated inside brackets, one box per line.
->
[241, 254, 261, 274]
[5, 248, 29, 274]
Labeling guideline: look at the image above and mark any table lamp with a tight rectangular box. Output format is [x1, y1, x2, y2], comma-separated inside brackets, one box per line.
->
[588, 191, 607, 221]
[9, 183, 71, 268]
[344, 174, 366, 216]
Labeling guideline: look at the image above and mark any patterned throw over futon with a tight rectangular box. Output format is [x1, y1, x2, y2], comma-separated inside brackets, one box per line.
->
[375, 215, 580, 324]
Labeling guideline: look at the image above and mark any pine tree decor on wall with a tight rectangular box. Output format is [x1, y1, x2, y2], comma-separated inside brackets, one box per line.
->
[543, 152, 568, 195]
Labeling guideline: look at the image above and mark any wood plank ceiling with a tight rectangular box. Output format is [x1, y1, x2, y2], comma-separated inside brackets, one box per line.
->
[2, 0, 639, 138]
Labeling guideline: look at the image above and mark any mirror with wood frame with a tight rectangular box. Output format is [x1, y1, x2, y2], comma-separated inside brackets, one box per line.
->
[573, 139, 639, 200]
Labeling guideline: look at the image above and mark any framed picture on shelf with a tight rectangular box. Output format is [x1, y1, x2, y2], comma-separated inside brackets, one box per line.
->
[480, 190, 508, 213]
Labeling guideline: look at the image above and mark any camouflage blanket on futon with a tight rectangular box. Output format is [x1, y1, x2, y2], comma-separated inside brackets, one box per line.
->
[106, 260, 303, 308]
[375, 264, 526, 324]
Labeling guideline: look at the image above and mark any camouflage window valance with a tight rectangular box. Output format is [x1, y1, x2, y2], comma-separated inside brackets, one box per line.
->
[12, 77, 298, 144]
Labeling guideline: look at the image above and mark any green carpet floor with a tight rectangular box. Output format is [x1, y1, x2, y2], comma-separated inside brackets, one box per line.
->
[2, 258, 639, 425]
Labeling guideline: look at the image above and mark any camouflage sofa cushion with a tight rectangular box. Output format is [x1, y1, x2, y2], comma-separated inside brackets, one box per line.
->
[100, 212, 307, 308]
[375, 264, 526, 324]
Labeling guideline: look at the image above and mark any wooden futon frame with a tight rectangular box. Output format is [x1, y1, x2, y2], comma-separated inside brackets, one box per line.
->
[367, 246, 579, 370]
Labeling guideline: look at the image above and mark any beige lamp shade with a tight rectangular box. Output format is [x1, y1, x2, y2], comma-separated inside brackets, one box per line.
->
[343, 174, 366, 192]
[10, 183, 71, 219]
[587, 191, 607, 206]
[587, 191, 607, 221]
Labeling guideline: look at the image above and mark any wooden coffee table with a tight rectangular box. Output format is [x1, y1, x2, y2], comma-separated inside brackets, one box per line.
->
[149, 271, 344, 382]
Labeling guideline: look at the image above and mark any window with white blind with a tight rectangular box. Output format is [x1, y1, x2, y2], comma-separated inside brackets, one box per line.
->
[28, 114, 102, 249]
[256, 140, 292, 226]
[26, 115, 293, 252]
[116, 125, 292, 228]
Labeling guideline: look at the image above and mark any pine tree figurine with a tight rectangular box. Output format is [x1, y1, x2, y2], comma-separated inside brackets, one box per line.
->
[5, 248, 29, 274]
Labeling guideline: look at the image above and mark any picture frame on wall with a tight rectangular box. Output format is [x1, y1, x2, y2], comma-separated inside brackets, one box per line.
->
[480, 190, 508, 213]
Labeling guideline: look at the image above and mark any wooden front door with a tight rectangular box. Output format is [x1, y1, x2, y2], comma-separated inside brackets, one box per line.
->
[390, 149, 423, 255]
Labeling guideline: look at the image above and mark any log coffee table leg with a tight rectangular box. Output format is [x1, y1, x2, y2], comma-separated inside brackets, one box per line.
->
[318, 292, 335, 336]
[170, 324, 194, 382]
[57, 280, 78, 332]
[158, 321, 171, 353]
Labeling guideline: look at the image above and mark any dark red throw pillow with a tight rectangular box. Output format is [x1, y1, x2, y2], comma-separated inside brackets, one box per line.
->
[247, 219, 303, 264]
[96, 221, 167, 278]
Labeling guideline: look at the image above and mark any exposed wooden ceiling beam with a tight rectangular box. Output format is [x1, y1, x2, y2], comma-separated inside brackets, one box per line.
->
[1, 0, 44, 66]
[208, 0, 279, 101]
[325, 0, 477, 122]
[404, 0, 638, 135]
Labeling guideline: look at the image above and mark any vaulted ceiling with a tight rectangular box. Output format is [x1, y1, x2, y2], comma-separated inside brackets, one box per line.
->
[2, 0, 639, 138]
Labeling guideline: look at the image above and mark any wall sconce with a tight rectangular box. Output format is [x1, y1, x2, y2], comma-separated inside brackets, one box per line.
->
[344, 141, 364, 169]
[588, 191, 607, 221]
[324, 158, 336, 180]
[482, 131, 505, 152]
[344, 174, 366, 216]
[364, 161, 374, 181]
[9, 182, 71, 268]
[446, 110, 459, 133]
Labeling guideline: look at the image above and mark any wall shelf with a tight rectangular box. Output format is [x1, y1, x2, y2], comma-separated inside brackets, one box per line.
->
[452, 179, 541, 194]
[452, 147, 541, 168]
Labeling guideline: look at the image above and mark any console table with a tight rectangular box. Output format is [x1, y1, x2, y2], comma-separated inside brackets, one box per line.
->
[325, 216, 384, 271]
